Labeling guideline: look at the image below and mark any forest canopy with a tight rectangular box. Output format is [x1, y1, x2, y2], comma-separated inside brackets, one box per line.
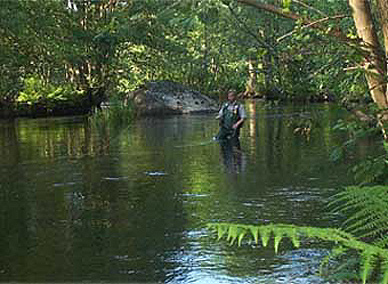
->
[0, 0, 387, 124]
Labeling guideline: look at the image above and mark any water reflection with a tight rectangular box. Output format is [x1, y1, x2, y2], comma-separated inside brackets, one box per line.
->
[219, 138, 246, 175]
[0, 103, 366, 283]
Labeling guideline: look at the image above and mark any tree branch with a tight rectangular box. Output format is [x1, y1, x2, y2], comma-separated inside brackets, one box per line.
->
[293, 0, 327, 17]
[236, 0, 355, 45]
[227, 4, 275, 51]
[236, 0, 386, 75]
[277, 15, 347, 43]
[236, 0, 299, 20]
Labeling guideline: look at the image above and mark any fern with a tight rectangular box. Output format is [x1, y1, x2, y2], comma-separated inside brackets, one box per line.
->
[329, 186, 388, 248]
[319, 245, 347, 274]
[360, 251, 377, 284]
[207, 222, 388, 283]
[382, 259, 388, 284]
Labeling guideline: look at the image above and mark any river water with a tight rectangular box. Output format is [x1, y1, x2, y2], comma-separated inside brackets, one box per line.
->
[0, 102, 368, 283]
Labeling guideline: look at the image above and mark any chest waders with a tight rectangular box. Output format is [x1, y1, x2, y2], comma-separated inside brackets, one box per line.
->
[217, 103, 241, 141]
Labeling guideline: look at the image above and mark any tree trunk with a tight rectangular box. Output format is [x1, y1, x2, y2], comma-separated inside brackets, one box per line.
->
[237, 0, 388, 105]
[349, 0, 388, 109]
[377, 0, 388, 78]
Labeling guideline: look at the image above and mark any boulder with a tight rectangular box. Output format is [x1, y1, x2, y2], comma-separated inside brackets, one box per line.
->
[127, 81, 218, 115]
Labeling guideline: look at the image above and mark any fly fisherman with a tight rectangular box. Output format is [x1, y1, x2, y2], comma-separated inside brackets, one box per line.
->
[215, 90, 246, 146]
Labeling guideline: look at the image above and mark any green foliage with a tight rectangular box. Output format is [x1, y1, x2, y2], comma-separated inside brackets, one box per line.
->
[329, 186, 388, 249]
[88, 96, 134, 131]
[351, 154, 388, 185]
[330, 118, 388, 184]
[17, 76, 84, 107]
[0, 0, 384, 115]
[208, 222, 388, 283]
[282, 0, 292, 12]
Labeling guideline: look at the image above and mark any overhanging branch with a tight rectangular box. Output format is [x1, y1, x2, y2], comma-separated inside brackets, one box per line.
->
[236, 0, 299, 20]
[236, 0, 385, 76]
[236, 0, 356, 45]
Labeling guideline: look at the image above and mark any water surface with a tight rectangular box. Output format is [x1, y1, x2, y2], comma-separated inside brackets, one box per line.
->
[0, 102, 366, 283]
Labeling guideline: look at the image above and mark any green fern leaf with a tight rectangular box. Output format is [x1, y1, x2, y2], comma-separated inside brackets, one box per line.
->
[249, 225, 259, 244]
[374, 236, 388, 249]
[274, 229, 283, 254]
[260, 226, 271, 247]
[286, 227, 300, 248]
[319, 246, 348, 275]
[238, 229, 247, 247]
[382, 259, 388, 284]
[216, 223, 228, 241]
[360, 251, 375, 284]
[207, 222, 388, 282]
[227, 224, 239, 245]
[328, 185, 388, 247]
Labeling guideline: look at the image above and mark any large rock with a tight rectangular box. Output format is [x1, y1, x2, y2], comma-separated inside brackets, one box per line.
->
[127, 81, 218, 115]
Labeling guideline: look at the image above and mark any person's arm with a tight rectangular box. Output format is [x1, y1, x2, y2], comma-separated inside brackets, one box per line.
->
[233, 104, 246, 129]
[216, 104, 225, 119]
[233, 117, 245, 129]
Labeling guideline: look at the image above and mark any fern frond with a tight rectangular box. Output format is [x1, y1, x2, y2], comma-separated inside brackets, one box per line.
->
[319, 245, 348, 275]
[374, 236, 388, 249]
[260, 225, 271, 248]
[327, 185, 388, 246]
[327, 189, 363, 210]
[345, 212, 388, 236]
[249, 225, 259, 244]
[360, 251, 377, 284]
[238, 229, 247, 246]
[359, 226, 388, 243]
[227, 223, 240, 245]
[208, 222, 388, 283]
[273, 227, 285, 254]
[285, 226, 300, 248]
[209, 223, 228, 241]
[381, 259, 388, 284]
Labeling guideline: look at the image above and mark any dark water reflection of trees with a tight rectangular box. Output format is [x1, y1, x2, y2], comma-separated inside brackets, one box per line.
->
[0, 103, 376, 283]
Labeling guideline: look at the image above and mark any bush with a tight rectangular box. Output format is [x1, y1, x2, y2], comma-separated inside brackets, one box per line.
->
[17, 76, 85, 108]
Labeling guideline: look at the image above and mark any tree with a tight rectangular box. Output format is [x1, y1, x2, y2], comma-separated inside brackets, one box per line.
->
[236, 0, 388, 137]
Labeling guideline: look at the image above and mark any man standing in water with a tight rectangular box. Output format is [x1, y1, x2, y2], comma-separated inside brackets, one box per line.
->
[215, 90, 246, 146]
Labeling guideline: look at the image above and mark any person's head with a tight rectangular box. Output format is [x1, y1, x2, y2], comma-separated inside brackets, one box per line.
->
[227, 90, 237, 102]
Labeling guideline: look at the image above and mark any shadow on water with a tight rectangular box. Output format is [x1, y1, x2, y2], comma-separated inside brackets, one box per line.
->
[218, 137, 246, 176]
[0, 102, 376, 283]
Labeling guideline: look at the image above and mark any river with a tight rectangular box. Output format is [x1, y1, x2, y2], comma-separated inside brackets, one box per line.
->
[0, 101, 368, 283]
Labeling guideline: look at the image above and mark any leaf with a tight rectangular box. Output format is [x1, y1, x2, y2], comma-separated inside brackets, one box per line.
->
[238, 230, 246, 246]
[207, 222, 388, 282]
[249, 225, 259, 244]
[216, 224, 228, 241]
[330, 147, 343, 162]
[360, 251, 375, 284]
[227, 224, 239, 245]
[260, 226, 271, 247]
[274, 229, 284, 254]
[286, 227, 300, 248]
[382, 259, 388, 284]
[282, 0, 291, 10]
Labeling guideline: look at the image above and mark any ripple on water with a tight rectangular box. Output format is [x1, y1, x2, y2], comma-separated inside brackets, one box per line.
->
[271, 249, 329, 284]
[102, 176, 129, 181]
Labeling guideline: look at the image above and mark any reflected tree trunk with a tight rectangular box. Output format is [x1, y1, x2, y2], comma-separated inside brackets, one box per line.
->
[245, 57, 257, 97]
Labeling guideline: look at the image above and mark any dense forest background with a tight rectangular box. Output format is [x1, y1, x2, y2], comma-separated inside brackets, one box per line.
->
[0, 0, 375, 117]
[2, 1, 388, 282]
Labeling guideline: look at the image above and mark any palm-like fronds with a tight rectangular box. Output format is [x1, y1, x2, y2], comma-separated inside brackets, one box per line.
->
[207, 222, 388, 284]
